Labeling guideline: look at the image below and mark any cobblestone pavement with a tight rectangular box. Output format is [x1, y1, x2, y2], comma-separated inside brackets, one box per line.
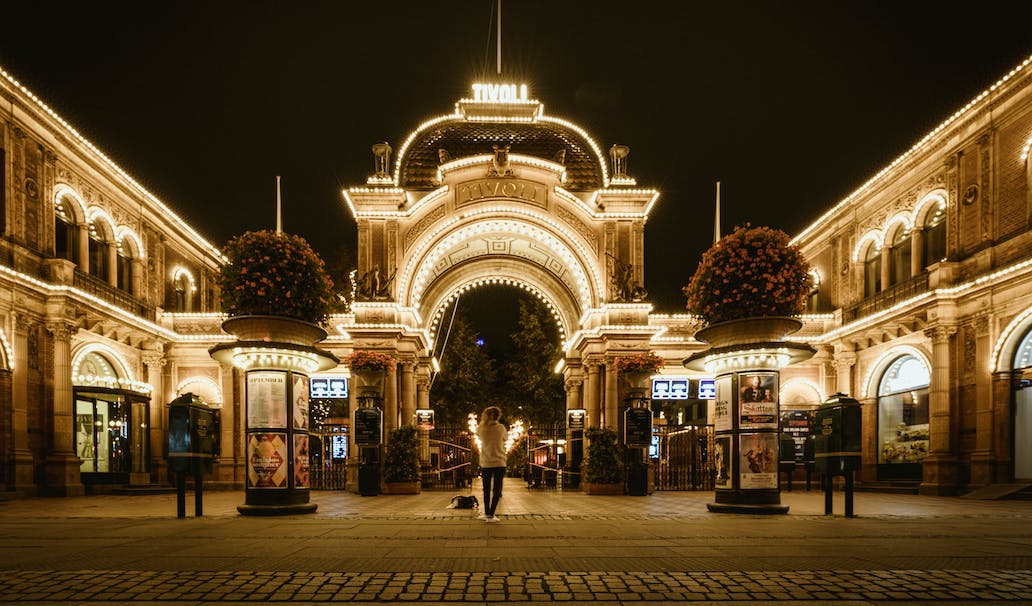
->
[0, 481, 1030, 604]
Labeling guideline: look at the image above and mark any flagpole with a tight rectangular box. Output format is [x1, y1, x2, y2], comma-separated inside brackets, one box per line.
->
[714, 181, 721, 244]
[496, 0, 502, 75]
[276, 175, 282, 235]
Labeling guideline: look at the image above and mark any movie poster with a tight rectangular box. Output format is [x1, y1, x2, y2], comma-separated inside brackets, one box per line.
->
[714, 435, 732, 489]
[714, 376, 733, 432]
[247, 433, 288, 488]
[739, 432, 778, 489]
[739, 372, 778, 430]
[293, 434, 310, 488]
[247, 371, 287, 428]
[293, 375, 310, 430]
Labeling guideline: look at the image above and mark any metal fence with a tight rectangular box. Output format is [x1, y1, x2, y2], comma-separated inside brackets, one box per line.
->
[653, 425, 716, 491]
[419, 425, 476, 491]
[310, 429, 348, 490]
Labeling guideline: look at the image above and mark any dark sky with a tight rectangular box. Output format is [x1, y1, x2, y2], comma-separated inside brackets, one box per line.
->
[2, 1, 1031, 312]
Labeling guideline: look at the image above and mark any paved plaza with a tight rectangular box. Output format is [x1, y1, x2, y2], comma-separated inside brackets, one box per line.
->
[0, 480, 1031, 604]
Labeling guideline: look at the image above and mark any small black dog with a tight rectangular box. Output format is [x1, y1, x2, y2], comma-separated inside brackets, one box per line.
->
[450, 495, 479, 509]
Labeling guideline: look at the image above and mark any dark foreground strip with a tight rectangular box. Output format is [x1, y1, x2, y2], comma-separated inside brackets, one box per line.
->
[1, 569, 1030, 602]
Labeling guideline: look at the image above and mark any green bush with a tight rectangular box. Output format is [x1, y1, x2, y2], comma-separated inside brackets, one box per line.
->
[583, 426, 624, 484]
[383, 425, 420, 483]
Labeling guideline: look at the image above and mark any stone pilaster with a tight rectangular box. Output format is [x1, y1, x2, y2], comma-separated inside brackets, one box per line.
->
[834, 350, 858, 398]
[9, 313, 35, 493]
[969, 315, 995, 486]
[991, 371, 1015, 483]
[604, 362, 618, 431]
[920, 324, 958, 495]
[142, 352, 167, 484]
[583, 358, 601, 429]
[44, 318, 84, 496]
[400, 358, 416, 426]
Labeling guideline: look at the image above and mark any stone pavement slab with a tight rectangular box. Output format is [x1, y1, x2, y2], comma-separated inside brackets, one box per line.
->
[0, 481, 1030, 603]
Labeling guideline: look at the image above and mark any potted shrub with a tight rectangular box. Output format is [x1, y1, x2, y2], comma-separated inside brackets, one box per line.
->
[683, 224, 813, 347]
[582, 426, 624, 495]
[383, 425, 420, 494]
[217, 230, 335, 346]
[345, 350, 397, 398]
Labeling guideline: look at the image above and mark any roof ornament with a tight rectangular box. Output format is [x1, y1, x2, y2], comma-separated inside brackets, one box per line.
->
[610, 144, 630, 178]
[372, 142, 392, 179]
[438, 148, 451, 164]
[490, 144, 513, 176]
[553, 148, 566, 166]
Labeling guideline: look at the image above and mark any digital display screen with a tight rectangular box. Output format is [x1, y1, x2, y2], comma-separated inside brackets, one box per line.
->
[311, 376, 348, 399]
[698, 379, 716, 400]
[331, 435, 347, 459]
[652, 378, 690, 400]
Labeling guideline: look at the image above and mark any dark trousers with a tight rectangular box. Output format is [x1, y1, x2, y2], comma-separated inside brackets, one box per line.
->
[481, 467, 505, 516]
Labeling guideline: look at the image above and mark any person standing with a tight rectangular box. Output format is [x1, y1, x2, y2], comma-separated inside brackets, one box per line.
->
[476, 406, 507, 522]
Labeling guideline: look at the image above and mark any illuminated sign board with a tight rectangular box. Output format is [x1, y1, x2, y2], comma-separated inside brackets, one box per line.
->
[652, 378, 690, 400]
[567, 409, 586, 431]
[311, 376, 348, 399]
[471, 83, 529, 103]
[698, 379, 716, 400]
[416, 409, 435, 431]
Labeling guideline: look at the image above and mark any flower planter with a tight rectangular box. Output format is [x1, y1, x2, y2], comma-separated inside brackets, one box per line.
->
[383, 481, 420, 495]
[582, 482, 623, 495]
[693, 316, 802, 349]
[351, 368, 387, 398]
[621, 371, 653, 391]
[222, 315, 327, 347]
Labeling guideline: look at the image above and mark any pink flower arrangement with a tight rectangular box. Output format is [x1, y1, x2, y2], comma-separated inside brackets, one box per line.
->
[346, 350, 396, 372]
[217, 230, 334, 324]
[683, 224, 812, 324]
[614, 352, 665, 374]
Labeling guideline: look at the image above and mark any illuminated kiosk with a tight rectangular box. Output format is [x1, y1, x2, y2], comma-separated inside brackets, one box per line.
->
[684, 318, 814, 514]
[210, 317, 338, 515]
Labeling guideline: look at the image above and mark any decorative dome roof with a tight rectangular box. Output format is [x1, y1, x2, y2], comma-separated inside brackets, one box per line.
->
[394, 107, 608, 191]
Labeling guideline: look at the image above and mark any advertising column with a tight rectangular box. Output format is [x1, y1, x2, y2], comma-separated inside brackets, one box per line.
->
[245, 370, 313, 510]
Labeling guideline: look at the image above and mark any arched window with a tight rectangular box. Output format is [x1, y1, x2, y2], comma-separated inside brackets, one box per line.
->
[88, 226, 109, 280]
[1015, 327, 1032, 479]
[877, 354, 930, 478]
[863, 244, 881, 297]
[116, 244, 133, 292]
[73, 350, 150, 477]
[171, 269, 195, 312]
[922, 204, 946, 268]
[55, 200, 79, 263]
[888, 227, 911, 286]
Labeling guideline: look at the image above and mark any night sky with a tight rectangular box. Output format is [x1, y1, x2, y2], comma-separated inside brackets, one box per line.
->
[2, 1, 1031, 314]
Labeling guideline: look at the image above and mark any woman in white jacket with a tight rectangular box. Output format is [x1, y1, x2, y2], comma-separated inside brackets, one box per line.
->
[476, 406, 507, 522]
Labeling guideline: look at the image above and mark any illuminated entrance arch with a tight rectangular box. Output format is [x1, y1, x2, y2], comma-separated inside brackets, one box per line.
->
[342, 82, 661, 435]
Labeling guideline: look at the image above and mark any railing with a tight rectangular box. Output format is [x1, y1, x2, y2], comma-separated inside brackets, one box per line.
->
[841, 273, 929, 323]
[73, 270, 155, 319]
[653, 425, 715, 491]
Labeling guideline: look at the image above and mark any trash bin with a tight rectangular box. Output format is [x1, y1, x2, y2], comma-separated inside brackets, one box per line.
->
[358, 462, 380, 496]
[627, 458, 649, 496]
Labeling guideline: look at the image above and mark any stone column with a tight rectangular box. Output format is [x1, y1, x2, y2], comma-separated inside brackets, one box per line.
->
[9, 314, 35, 492]
[880, 249, 890, 290]
[584, 359, 601, 429]
[920, 325, 958, 495]
[77, 224, 89, 272]
[834, 350, 857, 397]
[132, 258, 145, 300]
[991, 371, 1014, 483]
[970, 316, 995, 486]
[860, 397, 878, 482]
[910, 227, 924, 276]
[107, 242, 118, 287]
[142, 351, 166, 485]
[416, 374, 431, 412]
[400, 359, 416, 426]
[44, 318, 84, 496]
[604, 362, 618, 431]
[384, 365, 399, 434]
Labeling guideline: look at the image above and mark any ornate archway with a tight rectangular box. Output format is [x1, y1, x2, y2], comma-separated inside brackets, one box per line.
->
[342, 83, 661, 434]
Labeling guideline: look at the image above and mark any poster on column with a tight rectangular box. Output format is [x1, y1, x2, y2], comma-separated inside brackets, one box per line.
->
[738, 372, 778, 430]
[713, 376, 732, 432]
[247, 371, 287, 428]
[714, 435, 732, 488]
[293, 434, 310, 488]
[293, 375, 310, 430]
[247, 433, 288, 488]
[739, 432, 778, 489]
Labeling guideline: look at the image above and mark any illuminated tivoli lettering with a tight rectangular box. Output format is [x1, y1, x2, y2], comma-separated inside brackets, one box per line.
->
[471, 83, 529, 103]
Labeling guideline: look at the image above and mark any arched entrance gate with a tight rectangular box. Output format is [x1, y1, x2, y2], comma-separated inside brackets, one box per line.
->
[342, 84, 662, 467]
